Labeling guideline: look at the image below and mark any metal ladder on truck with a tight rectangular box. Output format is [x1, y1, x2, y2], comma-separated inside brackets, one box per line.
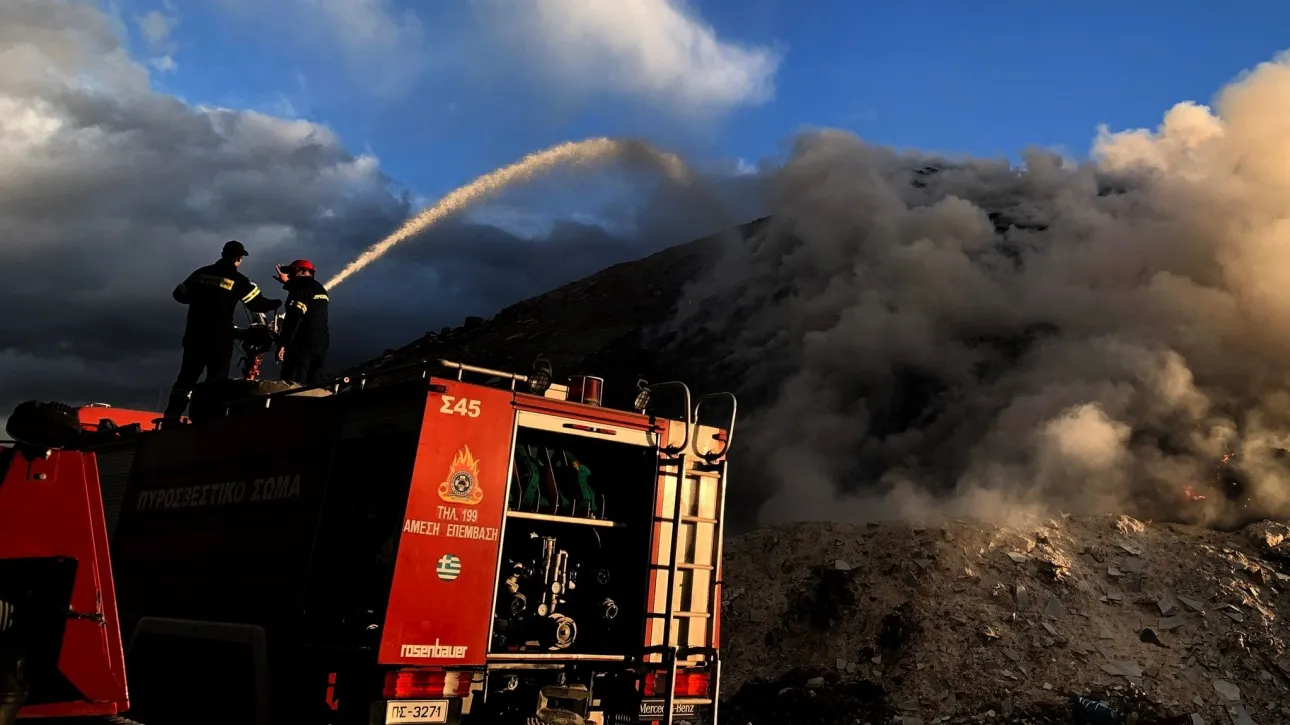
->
[644, 387, 737, 725]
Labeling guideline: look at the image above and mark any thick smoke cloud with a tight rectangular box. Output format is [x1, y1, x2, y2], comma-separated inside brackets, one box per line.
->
[677, 54, 1290, 530]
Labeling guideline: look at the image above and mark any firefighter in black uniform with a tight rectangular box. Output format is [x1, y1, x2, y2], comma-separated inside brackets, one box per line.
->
[163, 240, 282, 420]
[274, 259, 331, 386]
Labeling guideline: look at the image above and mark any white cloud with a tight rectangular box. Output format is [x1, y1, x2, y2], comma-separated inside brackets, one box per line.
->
[135, 6, 179, 72]
[203, 0, 780, 112]
[149, 54, 176, 72]
[137, 9, 174, 43]
[472, 0, 781, 116]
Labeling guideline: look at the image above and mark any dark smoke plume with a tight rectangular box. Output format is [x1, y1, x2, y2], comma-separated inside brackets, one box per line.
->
[674, 54, 1290, 530]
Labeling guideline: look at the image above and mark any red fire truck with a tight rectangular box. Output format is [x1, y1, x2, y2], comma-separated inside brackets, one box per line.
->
[0, 359, 736, 725]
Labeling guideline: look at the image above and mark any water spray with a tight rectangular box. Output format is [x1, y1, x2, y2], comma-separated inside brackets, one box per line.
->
[324, 137, 694, 291]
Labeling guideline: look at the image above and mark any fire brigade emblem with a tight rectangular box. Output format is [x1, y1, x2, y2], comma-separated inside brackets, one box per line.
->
[439, 445, 483, 505]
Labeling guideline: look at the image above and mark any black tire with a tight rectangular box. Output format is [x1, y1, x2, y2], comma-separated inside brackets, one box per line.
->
[4, 401, 81, 450]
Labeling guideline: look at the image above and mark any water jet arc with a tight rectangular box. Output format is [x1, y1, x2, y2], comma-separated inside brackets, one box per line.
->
[324, 137, 694, 291]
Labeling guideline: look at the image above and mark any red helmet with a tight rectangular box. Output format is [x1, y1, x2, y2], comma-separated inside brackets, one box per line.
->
[284, 259, 316, 274]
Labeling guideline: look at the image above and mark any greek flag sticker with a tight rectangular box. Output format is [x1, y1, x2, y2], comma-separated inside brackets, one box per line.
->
[436, 553, 462, 582]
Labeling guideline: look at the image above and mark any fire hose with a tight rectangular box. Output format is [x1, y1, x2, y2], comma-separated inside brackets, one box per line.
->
[232, 311, 283, 381]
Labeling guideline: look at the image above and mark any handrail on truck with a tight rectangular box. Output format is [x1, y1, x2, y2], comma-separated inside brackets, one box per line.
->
[216, 357, 525, 416]
[643, 381, 692, 454]
[436, 359, 532, 389]
[691, 392, 737, 462]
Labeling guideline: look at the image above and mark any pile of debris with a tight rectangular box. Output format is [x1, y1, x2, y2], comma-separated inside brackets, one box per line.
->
[719, 515, 1290, 725]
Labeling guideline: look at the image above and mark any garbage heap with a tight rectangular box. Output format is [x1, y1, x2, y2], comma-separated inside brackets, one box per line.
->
[719, 515, 1290, 725]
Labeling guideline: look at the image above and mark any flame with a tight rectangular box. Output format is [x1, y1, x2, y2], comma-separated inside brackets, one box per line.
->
[1183, 485, 1207, 502]
[448, 445, 481, 482]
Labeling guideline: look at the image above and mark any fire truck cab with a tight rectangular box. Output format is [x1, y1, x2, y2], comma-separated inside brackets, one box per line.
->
[0, 359, 736, 725]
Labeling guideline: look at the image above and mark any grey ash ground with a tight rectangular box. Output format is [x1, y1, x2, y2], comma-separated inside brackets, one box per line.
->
[719, 516, 1290, 724]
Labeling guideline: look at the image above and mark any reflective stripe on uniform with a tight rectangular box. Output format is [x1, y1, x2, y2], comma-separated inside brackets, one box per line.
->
[312, 294, 329, 302]
[194, 274, 235, 290]
[242, 285, 262, 304]
[291, 300, 308, 314]
[176, 283, 189, 294]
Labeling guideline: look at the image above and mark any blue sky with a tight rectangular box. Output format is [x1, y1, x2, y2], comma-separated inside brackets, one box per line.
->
[106, 0, 1290, 235]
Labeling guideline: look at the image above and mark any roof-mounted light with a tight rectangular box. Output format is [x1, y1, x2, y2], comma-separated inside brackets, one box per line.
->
[632, 378, 651, 413]
[568, 376, 604, 407]
[528, 355, 553, 395]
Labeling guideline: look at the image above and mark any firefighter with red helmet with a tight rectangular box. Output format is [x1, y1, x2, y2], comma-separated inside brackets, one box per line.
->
[163, 240, 282, 420]
[273, 259, 331, 386]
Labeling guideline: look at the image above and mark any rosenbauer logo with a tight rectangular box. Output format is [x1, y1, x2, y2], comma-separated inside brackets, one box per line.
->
[401, 640, 468, 659]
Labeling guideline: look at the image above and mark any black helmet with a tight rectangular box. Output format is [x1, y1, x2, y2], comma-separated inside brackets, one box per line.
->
[222, 240, 249, 258]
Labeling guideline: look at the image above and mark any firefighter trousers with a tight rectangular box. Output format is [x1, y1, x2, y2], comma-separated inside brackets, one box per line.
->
[163, 340, 234, 418]
[281, 347, 327, 387]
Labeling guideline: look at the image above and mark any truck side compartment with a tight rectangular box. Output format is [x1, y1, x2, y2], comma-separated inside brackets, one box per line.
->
[2, 360, 736, 725]
[109, 392, 340, 725]
[0, 442, 129, 721]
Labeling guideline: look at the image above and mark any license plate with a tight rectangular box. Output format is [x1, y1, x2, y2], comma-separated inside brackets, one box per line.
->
[385, 700, 449, 723]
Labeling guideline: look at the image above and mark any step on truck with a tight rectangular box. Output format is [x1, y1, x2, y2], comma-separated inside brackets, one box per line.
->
[0, 359, 736, 725]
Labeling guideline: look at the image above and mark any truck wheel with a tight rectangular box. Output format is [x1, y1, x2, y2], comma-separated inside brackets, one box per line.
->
[4, 400, 81, 450]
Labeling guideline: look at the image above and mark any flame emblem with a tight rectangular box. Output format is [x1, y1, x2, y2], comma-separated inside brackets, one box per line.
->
[439, 445, 483, 505]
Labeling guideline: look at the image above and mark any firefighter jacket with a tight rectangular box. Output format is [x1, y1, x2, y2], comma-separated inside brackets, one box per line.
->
[279, 276, 330, 353]
[172, 260, 280, 347]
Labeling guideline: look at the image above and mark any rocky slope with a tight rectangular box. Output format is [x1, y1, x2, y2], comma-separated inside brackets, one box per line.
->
[718, 516, 1290, 725]
[346, 217, 770, 412]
